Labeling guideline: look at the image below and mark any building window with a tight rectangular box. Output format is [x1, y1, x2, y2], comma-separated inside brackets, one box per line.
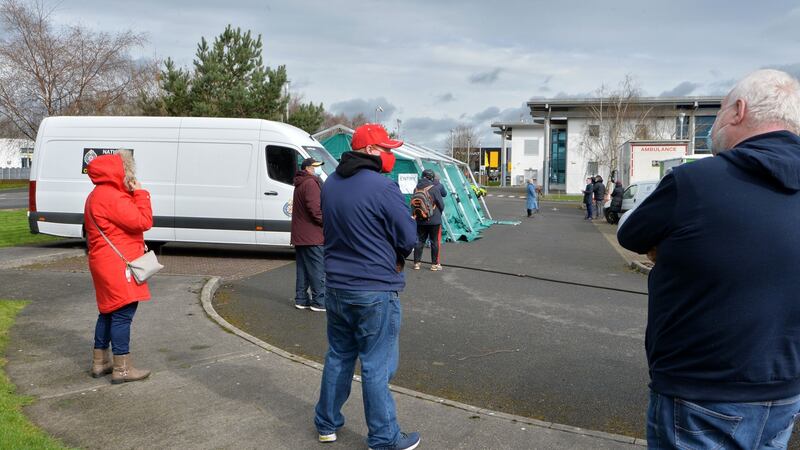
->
[587, 161, 598, 176]
[549, 128, 566, 185]
[524, 139, 539, 156]
[588, 124, 600, 137]
[634, 124, 649, 140]
[675, 116, 690, 139]
[694, 116, 716, 153]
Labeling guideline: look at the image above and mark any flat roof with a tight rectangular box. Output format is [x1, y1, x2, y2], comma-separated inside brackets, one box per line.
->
[528, 96, 723, 109]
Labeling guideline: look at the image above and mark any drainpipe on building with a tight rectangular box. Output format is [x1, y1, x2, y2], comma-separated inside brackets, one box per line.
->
[500, 126, 506, 187]
[543, 105, 551, 195]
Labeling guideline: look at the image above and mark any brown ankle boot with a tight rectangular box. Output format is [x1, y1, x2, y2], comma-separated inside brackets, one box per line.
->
[111, 354, 151, 384]
[91, 348, 113, 378]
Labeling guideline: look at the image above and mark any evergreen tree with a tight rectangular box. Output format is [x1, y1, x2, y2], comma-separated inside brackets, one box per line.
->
[142, 25, 292, 120]
[288, 101, 325, 133]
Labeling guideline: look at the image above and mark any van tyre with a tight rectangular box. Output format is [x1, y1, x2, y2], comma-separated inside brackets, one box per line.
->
[606, 210, 619, 225]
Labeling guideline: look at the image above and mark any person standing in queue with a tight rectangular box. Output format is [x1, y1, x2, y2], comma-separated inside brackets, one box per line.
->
[412, 169, 445, 271]
[84, 151, 152, 384]
[314, 124, 420, 450]
[291, 157, 326, 311]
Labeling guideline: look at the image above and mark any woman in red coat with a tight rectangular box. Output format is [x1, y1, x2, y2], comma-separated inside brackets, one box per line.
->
[84, 152, 152, 384]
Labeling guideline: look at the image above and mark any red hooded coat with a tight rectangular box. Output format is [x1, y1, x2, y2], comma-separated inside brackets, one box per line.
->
[83, 154, 153, 313]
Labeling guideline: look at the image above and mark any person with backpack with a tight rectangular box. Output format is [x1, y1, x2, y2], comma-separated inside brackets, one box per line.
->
[412, 169, 445, 271]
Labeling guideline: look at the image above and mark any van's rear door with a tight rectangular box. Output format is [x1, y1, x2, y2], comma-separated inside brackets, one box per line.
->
[256, 143, 303, 246]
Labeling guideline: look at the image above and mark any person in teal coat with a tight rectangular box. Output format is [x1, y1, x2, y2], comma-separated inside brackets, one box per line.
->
[526, 179, 539, 217]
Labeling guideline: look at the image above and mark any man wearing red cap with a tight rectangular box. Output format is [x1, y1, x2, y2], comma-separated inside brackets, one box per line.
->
[314, 124, 420, 450]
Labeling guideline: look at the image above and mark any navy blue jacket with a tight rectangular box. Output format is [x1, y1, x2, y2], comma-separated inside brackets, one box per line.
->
[322, 151, 417, 291]
[618, 131, 800, 402]
[414, 178, 445, 226]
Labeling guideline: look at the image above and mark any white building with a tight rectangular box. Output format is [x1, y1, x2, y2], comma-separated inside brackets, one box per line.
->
[0, 138, 35, 168]
[492, 97, 722, 193]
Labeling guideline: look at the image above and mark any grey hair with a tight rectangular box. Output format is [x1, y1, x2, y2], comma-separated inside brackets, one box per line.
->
[726, 69, 800, 134]
[117, 149, 136, 187]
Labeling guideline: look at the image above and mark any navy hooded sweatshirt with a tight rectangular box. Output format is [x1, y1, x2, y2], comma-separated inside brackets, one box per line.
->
[321, 151, 417, 292]
[618, 131, 800, 402]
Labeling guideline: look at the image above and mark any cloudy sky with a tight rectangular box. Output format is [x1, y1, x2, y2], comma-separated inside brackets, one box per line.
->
[52, 0, 800, 149]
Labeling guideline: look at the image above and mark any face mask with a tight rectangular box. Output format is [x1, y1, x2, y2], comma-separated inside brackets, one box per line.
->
[379, 151, 396, 173]
[314, 167, 323, 176]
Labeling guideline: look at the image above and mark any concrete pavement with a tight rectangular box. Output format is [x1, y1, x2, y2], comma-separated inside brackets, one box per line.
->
[1, 245, 644, 448]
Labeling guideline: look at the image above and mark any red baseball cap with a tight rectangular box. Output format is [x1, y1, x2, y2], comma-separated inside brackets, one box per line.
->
[351, 123, 403, 150]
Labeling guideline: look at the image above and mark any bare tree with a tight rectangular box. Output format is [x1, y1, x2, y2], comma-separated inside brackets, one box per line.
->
[321, 111, 368, 130]
[0, 0, 154, 139]
[447, 124, 481, 167]
[579, 75, 671, 179]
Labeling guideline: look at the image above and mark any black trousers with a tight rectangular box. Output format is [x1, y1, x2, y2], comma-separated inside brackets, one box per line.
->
[413, 224, 441, 264]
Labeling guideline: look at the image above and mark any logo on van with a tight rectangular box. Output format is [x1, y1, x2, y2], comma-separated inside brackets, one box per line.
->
[82, 148, 134, 174]
[283, 201, 292, 217]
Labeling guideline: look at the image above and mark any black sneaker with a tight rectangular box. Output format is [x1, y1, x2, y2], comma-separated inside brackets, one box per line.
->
[310, 304, 326, 312]
[369, 432, 420, 450]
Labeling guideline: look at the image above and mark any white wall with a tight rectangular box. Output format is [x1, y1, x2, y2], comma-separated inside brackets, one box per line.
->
[563, 117, 675, 194]
[508, 127, 544, 186]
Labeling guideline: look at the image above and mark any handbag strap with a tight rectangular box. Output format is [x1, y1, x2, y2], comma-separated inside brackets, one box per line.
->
[87, 193, 131, 265]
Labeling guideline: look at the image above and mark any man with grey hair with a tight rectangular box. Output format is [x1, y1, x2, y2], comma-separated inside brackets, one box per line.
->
[618, 69, 800, 449]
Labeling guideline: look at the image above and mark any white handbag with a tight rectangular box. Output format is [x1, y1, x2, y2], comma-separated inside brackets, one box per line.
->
[88, 210, 163, 285]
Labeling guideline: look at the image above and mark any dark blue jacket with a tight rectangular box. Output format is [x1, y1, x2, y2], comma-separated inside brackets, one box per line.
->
[322, 151, 417, 291]
[414, 178, 445, 226]
[618, 131, 800, 402]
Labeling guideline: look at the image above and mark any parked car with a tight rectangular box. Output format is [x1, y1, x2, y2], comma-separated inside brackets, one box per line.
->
[604, 179, 659, 224]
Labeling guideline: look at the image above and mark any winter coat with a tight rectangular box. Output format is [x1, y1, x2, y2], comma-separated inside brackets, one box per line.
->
[593, 180, 606, 200]
[84, 154, 153, 314]
[618, 130, 800, 402]
[322, 151, 417, 291]
[609, 184, 624, 212]
[526, 183, 538, 210]
[582, 184, 594, 203]
[414, 178, 445, 226]
[291, 170, 323, 246]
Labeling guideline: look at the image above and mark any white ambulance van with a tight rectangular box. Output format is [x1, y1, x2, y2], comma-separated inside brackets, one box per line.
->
[27, 116, 337, 247]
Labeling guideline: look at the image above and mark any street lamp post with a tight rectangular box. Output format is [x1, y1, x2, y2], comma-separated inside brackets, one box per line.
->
[375, 106, 383, 124]
[466, 137, 471, 167]
[450, 129, 454, 158]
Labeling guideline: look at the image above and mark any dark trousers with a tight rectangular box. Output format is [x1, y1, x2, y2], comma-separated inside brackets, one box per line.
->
[295, 245, 325, 308]
[585, 201, 593, 219]
[94, 302, 138, 355]
[413, 224, 441, 264]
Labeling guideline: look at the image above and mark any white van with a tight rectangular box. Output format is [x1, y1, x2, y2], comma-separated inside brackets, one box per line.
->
[604, 179, 660, 224]
[28, 116, 338, 247]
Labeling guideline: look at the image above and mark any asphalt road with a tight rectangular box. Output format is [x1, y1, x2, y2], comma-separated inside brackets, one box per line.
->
[0, 187, 27, 209]
[214, 198, 653, 438]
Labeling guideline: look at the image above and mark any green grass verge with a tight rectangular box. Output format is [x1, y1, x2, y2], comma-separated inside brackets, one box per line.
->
[0, 210, 63, 248]
[0, 181, 27, 191]
[0, 300, 71, 449]
[541, 194, 582, 202]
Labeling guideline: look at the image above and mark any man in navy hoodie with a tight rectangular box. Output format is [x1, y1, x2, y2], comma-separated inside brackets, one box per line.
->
[618, 69, 800, 449]
[314, 124, 420, 450]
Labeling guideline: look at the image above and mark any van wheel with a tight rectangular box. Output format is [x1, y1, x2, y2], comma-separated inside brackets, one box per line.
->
[606, 211, 619, 225]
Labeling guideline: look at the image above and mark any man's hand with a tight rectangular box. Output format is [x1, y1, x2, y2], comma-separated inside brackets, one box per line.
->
[647, 247, 657, 263]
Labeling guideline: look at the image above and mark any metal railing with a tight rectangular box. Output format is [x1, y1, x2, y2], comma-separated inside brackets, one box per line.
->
[0, 167, 30, 180]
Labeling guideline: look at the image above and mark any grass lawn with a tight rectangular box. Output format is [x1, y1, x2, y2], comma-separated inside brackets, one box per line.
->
[541, 194, 582, 202]
[0, 181, 27, 191]
[0, 209, 63, 248]
[0, 300, 71, 449]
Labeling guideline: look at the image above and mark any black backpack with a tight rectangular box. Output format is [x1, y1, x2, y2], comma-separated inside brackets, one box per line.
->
[410, 185, 436, 220]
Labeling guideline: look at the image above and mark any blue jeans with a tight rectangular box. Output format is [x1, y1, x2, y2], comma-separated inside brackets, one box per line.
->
[94, 302, 138, 355]
[295, 245, 325, 308]
[647, 390, 800, 449]
[585, 201, 594, 219]
[314, 289, 401, 449]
